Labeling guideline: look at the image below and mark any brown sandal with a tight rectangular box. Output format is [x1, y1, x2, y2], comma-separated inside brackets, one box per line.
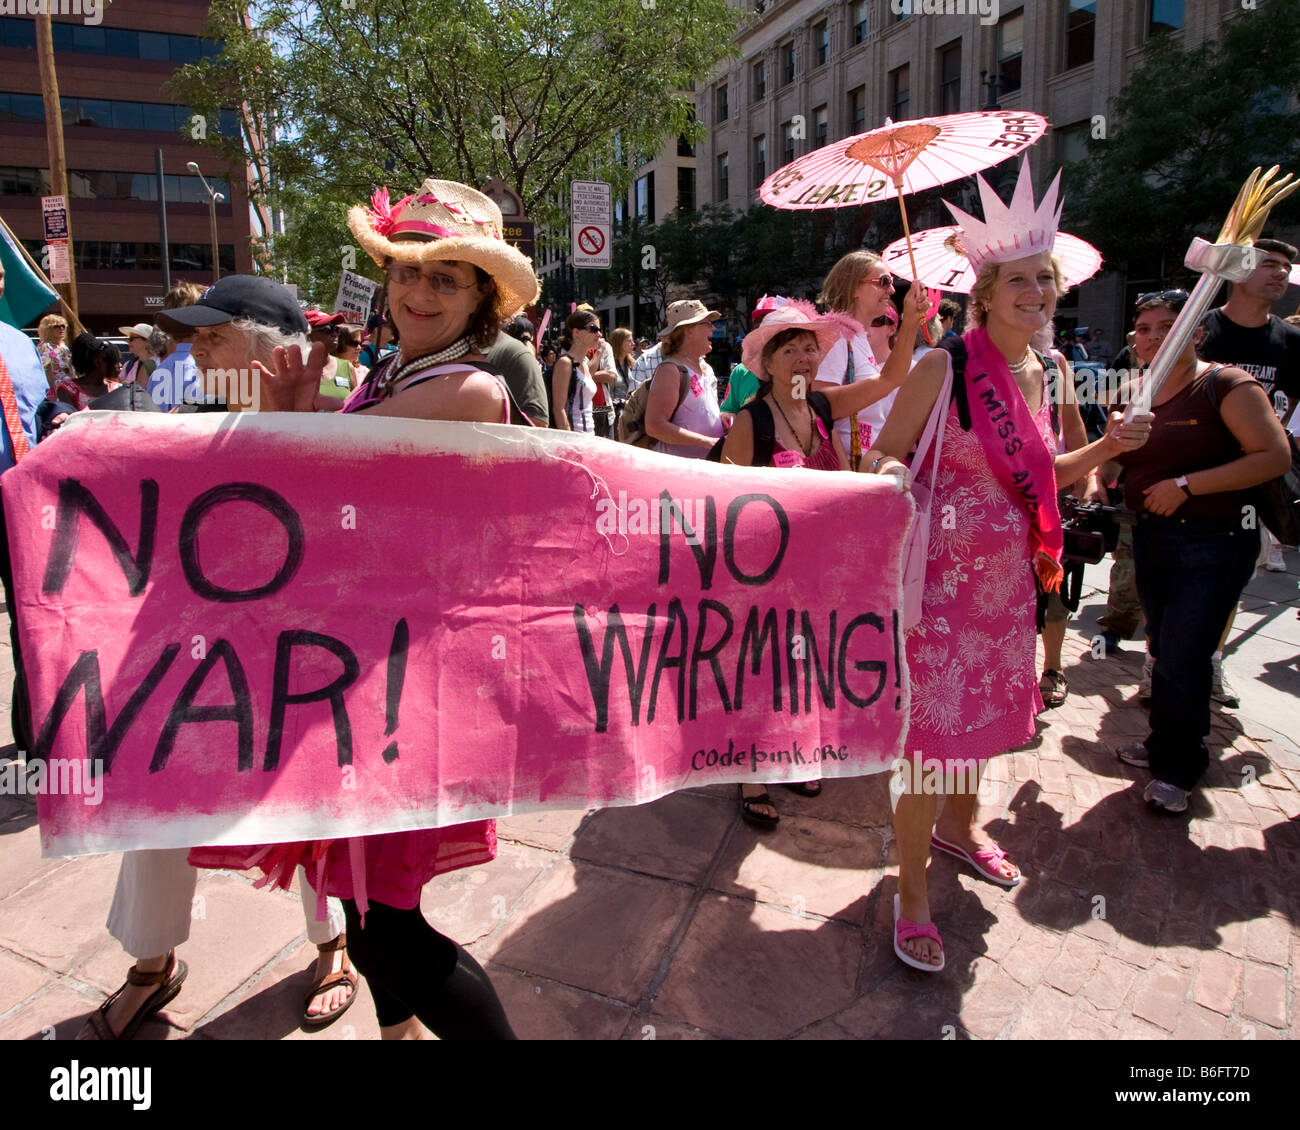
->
[302, 934, 358, 1029]
[85, 952, 188, 1040]
[1039, 669, 1068, 708]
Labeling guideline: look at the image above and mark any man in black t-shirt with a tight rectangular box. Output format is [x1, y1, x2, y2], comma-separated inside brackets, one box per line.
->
[1199, 238, 1300, 409]
[1196, 237, 1299, 696]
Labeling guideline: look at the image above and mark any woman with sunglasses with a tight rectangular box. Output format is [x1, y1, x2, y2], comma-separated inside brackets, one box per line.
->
[814, 251, 921, 469]
[202, 179, 535, 1039]
[552, 311, 602, 432]
[1114, 291, 1290, 812]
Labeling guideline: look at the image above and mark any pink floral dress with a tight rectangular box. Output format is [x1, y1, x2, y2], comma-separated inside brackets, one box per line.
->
[905, 368, 1057, 766]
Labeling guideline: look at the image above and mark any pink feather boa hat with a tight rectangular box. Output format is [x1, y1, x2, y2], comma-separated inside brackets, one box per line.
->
[741, 299, 861, 378]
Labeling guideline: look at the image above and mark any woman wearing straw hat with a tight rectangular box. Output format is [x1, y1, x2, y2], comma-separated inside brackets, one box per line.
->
[201, 178, 538, 1039]
[645, 300, 726, 457]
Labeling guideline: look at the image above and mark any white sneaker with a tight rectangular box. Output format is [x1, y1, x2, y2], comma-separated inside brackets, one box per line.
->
[1138, 655, 1154, 702]
[1144, 779, 1189, 813]
[1211, 655, 1239, 708]
[1264, 544, 1286, 572]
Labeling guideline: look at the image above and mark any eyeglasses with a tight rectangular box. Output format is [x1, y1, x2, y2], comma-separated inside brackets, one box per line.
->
[344, 337, 363, 347]
[865, 276, 895, 291]
[870, 314, 897, 327]
[1136, 289, 1188, 309]
[385, 264, 478, 293]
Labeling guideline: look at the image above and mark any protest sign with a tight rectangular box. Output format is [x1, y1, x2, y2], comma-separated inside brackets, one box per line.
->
[2, 413, 914, 856]
[332, 270, 378, 324]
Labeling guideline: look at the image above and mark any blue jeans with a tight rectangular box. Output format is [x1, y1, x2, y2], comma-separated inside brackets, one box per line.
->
[1133, 515, 1259, 791]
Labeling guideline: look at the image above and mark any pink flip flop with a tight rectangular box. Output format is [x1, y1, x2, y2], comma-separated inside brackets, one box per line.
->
[893, 892, 945, 972]
[930, 834, 1021, 888]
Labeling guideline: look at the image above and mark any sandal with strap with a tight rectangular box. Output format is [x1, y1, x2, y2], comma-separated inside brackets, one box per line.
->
[85, 952, 188, 1040]
[302, 934, 358, 1029]
[783, 780, 822, 797]
[893, 893, 944, 972]
[1039, 669, 1068, 708]
[930, 833, 1021, 888]
[738, 784, 779, 828]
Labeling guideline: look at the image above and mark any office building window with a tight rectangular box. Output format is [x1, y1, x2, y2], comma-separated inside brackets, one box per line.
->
[997, 10, 1023, 95]
[752, 135, 766, 189]
[781, 41, 795, 86]
[814, 21, 828, 67]
[849, 86, 866, 135]
[852, 2, 868, 45]
[0, 93, 237, 136]
[782, 121, 796, 166]
[1148, 0, 1184, 37]
[1056, 120, 1091, 165]
[678, 110, 695, 157]
[938, 42, 961, 115]
[715, 83, 728, 122]
[40, 239, 236, 273]
[1064, 0, 1096, 71]
[814, 105, 828, 148]
[889, 65, 910, 121]
[0, 17, 222, 60]
[752, 60, 766, 101]
[677, 166, 696, 213]
[717, 152, 729, 201]
[636, 172, 655, 221]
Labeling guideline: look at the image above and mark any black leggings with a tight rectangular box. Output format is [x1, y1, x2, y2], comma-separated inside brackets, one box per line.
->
[341, 899, 517, 1039]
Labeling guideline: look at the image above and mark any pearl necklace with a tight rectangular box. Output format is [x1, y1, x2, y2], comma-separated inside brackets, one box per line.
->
[374, 337, 473, 398]
[1007, 349, 1033, 375]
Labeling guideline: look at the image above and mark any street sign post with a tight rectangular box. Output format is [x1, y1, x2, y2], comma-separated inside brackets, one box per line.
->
[571, 180, 611, 269]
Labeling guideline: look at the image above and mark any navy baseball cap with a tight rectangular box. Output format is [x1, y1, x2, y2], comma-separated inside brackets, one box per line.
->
[158, 275, 309, 336]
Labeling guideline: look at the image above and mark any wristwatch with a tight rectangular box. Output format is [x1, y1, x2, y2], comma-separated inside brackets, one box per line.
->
[1174, 475, 1192, 496]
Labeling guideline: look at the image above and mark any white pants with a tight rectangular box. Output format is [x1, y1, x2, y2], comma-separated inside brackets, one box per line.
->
[106, 849, 346, 959]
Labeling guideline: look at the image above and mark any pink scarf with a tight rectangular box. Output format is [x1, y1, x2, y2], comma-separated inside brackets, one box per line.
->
[962, 327, 1064, 591]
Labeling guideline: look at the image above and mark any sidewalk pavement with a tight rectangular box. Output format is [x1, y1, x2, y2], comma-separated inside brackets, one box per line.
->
[0, 555, 1296, 1041]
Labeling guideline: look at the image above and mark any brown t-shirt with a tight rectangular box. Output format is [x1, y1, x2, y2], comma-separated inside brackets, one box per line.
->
[1119, 365, 1259, 521]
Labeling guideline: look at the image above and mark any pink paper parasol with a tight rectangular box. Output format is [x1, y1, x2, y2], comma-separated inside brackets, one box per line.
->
[881, 226, 1103, 294]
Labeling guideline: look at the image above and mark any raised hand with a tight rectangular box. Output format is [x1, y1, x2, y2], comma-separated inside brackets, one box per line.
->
[1103, 409, 1152, 453]
[252, 340, 331, 413]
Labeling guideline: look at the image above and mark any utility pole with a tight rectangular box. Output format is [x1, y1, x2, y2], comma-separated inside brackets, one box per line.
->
[35, 13, 79, 322]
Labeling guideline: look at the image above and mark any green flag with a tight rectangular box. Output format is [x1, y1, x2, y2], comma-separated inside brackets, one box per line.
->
[0, 214, 59, 329]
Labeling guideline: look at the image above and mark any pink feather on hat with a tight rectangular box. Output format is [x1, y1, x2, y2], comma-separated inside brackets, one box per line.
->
[365, 186, 414, 237]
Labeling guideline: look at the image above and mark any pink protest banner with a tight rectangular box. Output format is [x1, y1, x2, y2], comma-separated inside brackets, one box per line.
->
[2, 412, 914, 857]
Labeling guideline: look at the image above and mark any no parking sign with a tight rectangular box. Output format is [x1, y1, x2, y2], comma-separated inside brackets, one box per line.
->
[571, 181, 611, 269]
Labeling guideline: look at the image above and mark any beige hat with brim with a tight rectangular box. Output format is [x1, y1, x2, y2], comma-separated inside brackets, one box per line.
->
[348, 179, 540, 318]
[658, 299, 722, 340]
[119, 322, 154, 340]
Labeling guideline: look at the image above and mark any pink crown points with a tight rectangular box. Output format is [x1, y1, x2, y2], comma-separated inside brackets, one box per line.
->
[943, 160, 1064, 275]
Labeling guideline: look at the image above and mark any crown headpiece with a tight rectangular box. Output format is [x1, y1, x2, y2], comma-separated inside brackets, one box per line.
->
[943, 160, 1063, 275]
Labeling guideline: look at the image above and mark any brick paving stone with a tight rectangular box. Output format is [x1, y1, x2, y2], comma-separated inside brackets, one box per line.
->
[0, 948, 50, 1014]
[1002, 927, 1065, 990]
[571, 792, 730, 885]
[653, 894, 860, 1040]
[711, 815, 883, 925]
[420, 841, 557, 945]
[1116, 1011, 1176, 1039]
[625, 1016, 716, 1040]
[1042, 933, 1105, 995]
[0, 820, 70, 901]
[1064, 998, 1117, 1040]
[1083, 955, 1141, 1012]
[1170, 1002, 1231, 1041]
[1243, 915, 1291, 967]
[1210, 789, 1260, 826]
[482, 966, 633, 1040]
[0, 851, 122, 975]
[483, 861, 692, 1004]
[495, 808, 590, 852]
[0, 982, 121, 1041]
[959, 958, 1030, 1039]
[1004, 983, 1072, 1040]
[1038, 760, 1072, 797]
[1130, 964, 1192, 1031]
[1240, 961, 1287, 1029]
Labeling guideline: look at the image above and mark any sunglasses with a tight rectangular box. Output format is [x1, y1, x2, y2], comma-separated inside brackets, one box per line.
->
[1136, 289, 1188, 309]
[870, 314, 897, 327]
[865, 276, 895, 290]
[385, 264, 478, 293]
[580, 323, 602, 334]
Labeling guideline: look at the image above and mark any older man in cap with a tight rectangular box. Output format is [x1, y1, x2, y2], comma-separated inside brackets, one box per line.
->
[82, 276, 356, 1040]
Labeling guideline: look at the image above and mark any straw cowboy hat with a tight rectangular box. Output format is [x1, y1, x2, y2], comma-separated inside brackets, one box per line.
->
[348, 179, 540, 318]
[741, 299, 851, 378]
[657, 299, 721, 340]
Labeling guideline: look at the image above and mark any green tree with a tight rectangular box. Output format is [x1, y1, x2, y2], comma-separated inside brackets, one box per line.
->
[1063, 0, 1300, 282]
[170, 0, 744, 304]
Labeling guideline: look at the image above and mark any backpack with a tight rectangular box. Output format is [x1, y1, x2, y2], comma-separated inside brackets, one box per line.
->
[706, 390, 835, 465]
[618, 363, 690, 447]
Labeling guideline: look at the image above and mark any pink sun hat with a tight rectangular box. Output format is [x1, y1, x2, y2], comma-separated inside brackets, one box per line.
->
[741, 299, 857, 378]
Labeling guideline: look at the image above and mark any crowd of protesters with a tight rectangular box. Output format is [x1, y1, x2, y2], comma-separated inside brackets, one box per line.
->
[0, 165, 1295, 1037]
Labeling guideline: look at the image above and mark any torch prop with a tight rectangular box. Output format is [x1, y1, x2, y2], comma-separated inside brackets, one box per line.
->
[1127, 167, 1299, 419]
